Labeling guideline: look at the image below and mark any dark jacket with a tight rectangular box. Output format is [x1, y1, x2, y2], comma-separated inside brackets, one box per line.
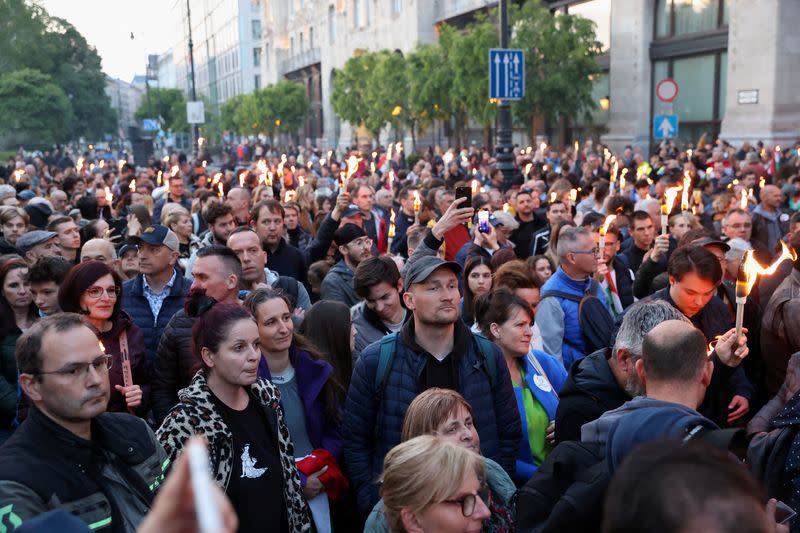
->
[0, 236, 16, 255]
[266, 238, 308, 287]
[320, 260, 359, 307]
[152, 194, 191, 222]
[454, 242, 490, 268]
[609, 254, 636, 311]
[530, 226, 550, 257]
[351, 302, 396, 360]
[150, 309, 196, 424]
[761, 269, 800, 397]
[121, 270, 191, 365]
[97, 312, 151, 416]
[389, 210, 415, 257]
[257, 346, 343, 460]
[342, 319, 521, 514]
[0, 407, 168, 533]
[0, 329, 21, 429]
[287, 226, 311, 251]
[751, 206, 790, 260]
[510, 215, 546, 260]
[554, 348, 629, 444]
[302, 212, 339, 265]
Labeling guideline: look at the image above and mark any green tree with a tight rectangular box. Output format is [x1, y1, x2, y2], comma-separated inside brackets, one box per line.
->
[220, 94, 248, 132]
[266, 80, 310, 139]
[134, 88, 189, 133]
[0, 0, 116, 141]
[510, 1, 602, 137]
[0, 68, 74, 148]
[362, 50, 407, 143]
[406, 44, 451, 149]
[331, 51, 377, 143]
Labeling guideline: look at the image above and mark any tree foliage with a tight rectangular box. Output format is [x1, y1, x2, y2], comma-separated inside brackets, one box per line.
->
[0, 0, 117, 144]
[0, 68, 74, 148]
[219, 80, 309, 140]
[134, 88, 190, 133]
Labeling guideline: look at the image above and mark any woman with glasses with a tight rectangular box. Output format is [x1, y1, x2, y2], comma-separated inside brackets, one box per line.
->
[365, 388, 516, 532]
[157, 290, 312, 533]
[378, 435, 491, 533]
[58, 261, 150, 415]
[476, 288, 566, 485]
[0, 259, 37, 437]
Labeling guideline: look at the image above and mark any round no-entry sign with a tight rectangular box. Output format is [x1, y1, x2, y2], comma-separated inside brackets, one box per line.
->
[656, 78, 679, 102]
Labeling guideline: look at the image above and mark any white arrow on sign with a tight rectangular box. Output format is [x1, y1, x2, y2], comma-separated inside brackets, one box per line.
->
[503, 54, 510, 97]
[494, 54, 501, 97]
[658, 117, 674, 138]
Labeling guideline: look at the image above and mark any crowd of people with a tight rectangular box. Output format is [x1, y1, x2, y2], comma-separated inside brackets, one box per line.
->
[0, 137, 799, 532]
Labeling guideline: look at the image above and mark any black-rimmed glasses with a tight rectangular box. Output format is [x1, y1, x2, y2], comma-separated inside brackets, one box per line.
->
[443, 486, 492, 517]
[36, 354, 113, 379]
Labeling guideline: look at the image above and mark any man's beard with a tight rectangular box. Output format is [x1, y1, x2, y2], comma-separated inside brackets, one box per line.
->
[624, 370, 644, 397]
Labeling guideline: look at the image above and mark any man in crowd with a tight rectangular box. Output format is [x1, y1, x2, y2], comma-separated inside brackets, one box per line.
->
[531, 198, 570, 257]
[122, 225, 190, 365]
[509, 187, 545, 259]
[28, 256, 72, 317]
[0, 313, 168, 528]
[191, 190, 219, 236]
[321, 224, 373, 307]
[251, 199, 308, 286]
[226, 227, 311, 319]
[151, 246, 242, 423]
[351, 183, 380, 245]
[45, 216, 80, 264]
[283, 203, 310, 250]
[537, 226, 607, 369]
[80, 238, 118, 266]
[198, 203, 236, 249]
[225, 187, 251, 226]
[389, 186, 417, 258]
[16, 230, 62, 266]
[752, 184, 789, 260]
[153, 173, 191, 221]
[597, 225, 636, 318]
[621, 211, 656, 273]
[351, 256, 408, 358]
[343, 255, 520, 515]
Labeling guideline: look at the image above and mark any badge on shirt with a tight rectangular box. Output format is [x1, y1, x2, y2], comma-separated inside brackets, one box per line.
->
[533, 374, 552, 393]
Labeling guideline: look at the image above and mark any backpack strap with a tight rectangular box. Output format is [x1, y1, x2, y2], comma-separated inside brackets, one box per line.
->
[540, 290, 583, 303]
[373, 333, 398, 444]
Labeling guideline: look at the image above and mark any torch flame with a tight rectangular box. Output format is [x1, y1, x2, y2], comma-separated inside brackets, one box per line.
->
[471, 180, 479, 194]
[524, 163, 533, 177]
[170, 165, 179, 177]
[217, 182, 224, 198]
[620, 168, 628, 190]
[550, 191, 557, 204]
[239, 171, 246, 188]
[345, 155, 361, 181]
[610, 160, 618, 183]
[740, 190, 748, 210]
[662, 186, 682, 215]
[569, 189, 578, 203]
[413, 190, 421, 213]
[706, 335, 722, 357]
[760, 176, 766, 189]
[299, 175, 305, 188]
[600, 215, 617, 237]
[388, 209, 396, 238]
[739, 241, 798, 296]
[99, 341, 106, 353]
[681, 172, 692, 211]
[212, 173, 222, 186]
[129, 179, 136, 192]
[104, 187, 113, 203]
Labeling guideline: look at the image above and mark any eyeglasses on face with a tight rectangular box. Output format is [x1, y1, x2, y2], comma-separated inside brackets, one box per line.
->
[85, 285, 121, 299]
[443, 485, 491, 517]
[349, 237, 373, 248]
[570, 249, 597, 256]
[36, 354, 113, 379]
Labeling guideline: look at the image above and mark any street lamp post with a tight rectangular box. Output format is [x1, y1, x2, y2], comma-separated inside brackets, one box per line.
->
[187, 0, 198, 161]
[494, 0, 515, 192]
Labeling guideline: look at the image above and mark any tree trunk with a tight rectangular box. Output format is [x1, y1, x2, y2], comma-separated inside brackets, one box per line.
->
[483, 124, 492, 153]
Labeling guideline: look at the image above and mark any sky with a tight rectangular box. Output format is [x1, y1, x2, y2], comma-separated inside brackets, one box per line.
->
[36, 0, 177, 82]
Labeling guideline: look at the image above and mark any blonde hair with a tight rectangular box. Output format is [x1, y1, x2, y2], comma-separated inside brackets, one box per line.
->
[159, 203, 187, 225]
[401, 388, 474, 442]
[162, 206, 190, 229]
[380, 436, 485, 533]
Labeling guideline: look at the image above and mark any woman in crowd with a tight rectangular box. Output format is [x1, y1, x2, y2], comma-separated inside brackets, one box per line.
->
[527, 254, 554, 286]
[79, 218, 111, 247]
[295, 184, 318, 234]
[245, 288, 346, 526]
[376, 435, 491, 533]
[0, 259, 36, 436]
[251, 184, 273, 206]
[58, 261, 150, 415]
[298, 300, 355, 392]
[307, 260, 333, 303]
[669, 212, 693, 241]
[157, 290, 311, 533]
[163, 207, 200, 272]
[475, 288, 566, 484]
[461, 255, 493, 328]
[365, 388, 516, 532]
[0, 207, 29, 254]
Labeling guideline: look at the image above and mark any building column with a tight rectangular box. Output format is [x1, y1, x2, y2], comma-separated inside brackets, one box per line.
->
[601, 0, 654, 154]
[719, 0, 800, 146]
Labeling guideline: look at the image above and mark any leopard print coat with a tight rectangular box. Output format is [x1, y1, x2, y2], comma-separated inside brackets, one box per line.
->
[156, 370, 312, 532]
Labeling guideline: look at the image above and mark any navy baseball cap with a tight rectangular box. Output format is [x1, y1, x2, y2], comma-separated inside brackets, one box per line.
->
[128, 225, 179, 251]
[403, 256, 462, 292]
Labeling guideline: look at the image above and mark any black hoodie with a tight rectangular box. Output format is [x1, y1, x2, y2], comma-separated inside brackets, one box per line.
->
[554, 347, 630, 444]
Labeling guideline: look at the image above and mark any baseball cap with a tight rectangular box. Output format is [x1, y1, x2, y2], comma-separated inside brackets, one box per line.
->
[118, 243, 138, 257]
[333, 223, 367, 247]
[16, 230, 58, 255]
[693, 236, 730, 253]
[128, 225, 180, 252]
[17, 190, 35, 201]
[341, 204, 361, 218]
[403, 255, 462, 292]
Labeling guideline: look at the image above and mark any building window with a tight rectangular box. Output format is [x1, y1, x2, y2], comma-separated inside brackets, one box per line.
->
[655, 0, 729, 38]
[309, 27, 314, 48]
[353, 0, 360, 28]
[252, 20, 262, 40]
[291, 36, 295, 54]
[264, 43, 269, 66]
[253, 47, 261, 67]
[300, 32, 304, 52]
[254, 75, 261, 90]
[566, 0, 611, 53]
[329, 6, 336, 43]
[392, 0, 402, 15]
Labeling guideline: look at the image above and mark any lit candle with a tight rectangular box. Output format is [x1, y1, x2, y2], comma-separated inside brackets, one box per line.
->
[217, 182, 224, 198]
[759, 176, 766, 189]
[609, 160, 618, 195]
[413, 190, 421, 223]
[471, 179, 479, 194]
[599, 214, 617, 255]
[569, 189, 577, 203]
[388, 209, 396, 250]
[129, 179, 136, 192]
[681, 172, 692, 211]
[740, 189, 748, 210]
[620, 168, 628, 191]
[299, 175, 305, 188]
[661, 186, 681, 235]
[239, 172, 246, 188]
[104, 187, 113, 204]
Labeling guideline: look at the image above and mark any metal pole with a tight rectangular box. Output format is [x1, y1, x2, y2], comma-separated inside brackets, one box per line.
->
[187, 0, 198, 161]
[494, 0, 515, 192]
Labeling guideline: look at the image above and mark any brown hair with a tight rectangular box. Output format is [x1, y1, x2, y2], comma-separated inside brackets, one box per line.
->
[401, 388, 475, 442]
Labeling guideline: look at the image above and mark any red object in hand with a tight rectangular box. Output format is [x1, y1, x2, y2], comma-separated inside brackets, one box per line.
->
[295, 449, 349, 501]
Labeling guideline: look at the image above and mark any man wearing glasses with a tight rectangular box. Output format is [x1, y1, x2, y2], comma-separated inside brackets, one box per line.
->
[0, 313, 168, 531]
[537, 226, 609, 370]
[321, 224, 374, 307]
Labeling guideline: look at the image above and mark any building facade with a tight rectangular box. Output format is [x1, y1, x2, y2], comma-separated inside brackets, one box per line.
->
[104, 76, 145, 140]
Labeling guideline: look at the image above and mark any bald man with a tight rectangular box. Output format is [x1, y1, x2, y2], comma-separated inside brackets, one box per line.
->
[80, 238, 118, 269]
[581, 320, 717, 446]
[226, 187, 251, 226]
[752, 184, 789, 260]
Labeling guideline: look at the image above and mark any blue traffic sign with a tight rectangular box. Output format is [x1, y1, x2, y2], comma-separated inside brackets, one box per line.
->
[653, 114, 678, 139]
[142, 118, 160, 132]
[489, 49, 524, 101]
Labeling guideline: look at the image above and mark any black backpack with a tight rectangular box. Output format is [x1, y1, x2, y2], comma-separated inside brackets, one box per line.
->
[541, 280, 615, 354]
[516, 440, 610, 533]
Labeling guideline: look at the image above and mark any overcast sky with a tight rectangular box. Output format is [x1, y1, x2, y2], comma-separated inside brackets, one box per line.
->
[37, 0, 177, 82]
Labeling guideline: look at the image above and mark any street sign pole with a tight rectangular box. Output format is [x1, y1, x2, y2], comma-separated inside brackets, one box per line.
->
[494, 0, 514, 192]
